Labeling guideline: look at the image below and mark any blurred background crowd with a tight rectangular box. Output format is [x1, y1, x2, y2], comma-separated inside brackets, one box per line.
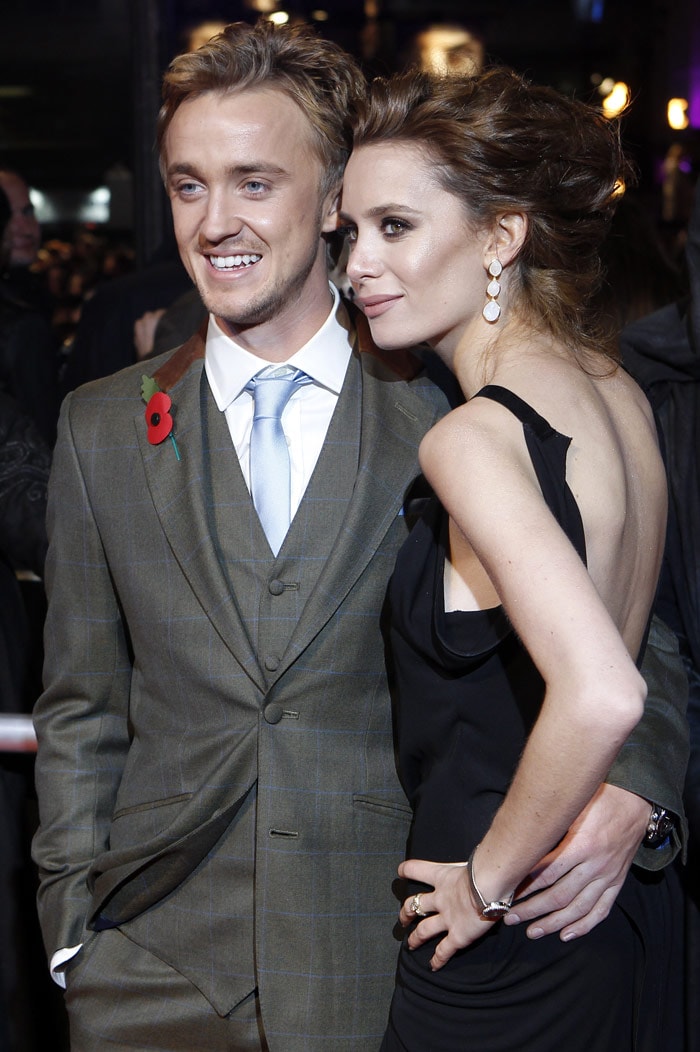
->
[0, 1, 699, 1049]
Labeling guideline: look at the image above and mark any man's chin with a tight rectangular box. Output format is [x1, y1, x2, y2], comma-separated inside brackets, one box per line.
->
[201, 289, 283, 334]
[215, 306, 278, 336]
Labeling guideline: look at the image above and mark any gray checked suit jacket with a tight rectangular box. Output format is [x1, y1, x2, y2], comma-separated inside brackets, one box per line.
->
[33, 313, 450, 1047]
[33, 310, 688, 1050]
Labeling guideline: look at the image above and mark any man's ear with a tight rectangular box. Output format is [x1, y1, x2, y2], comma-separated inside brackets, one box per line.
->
[321, 190, 341, 234]
[484, 213, 528, 268]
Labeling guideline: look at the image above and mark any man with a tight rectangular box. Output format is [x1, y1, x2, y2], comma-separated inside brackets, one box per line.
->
[32, 21, 687, 1052]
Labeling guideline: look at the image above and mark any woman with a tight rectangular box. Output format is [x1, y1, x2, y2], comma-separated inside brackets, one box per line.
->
[340, 68, 669, 1050]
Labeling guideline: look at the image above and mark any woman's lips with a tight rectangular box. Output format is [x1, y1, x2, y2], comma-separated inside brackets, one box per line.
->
[355, 294, 402, 319]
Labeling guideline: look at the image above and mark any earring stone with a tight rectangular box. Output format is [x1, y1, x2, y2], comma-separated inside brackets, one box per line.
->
[483, 258, 502, 323]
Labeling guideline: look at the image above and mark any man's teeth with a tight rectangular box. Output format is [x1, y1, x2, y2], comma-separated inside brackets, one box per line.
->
[209, 254, 261, 269]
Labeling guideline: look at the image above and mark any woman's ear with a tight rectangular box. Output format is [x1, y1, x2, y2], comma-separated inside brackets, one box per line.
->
[484, 213, 528, 268]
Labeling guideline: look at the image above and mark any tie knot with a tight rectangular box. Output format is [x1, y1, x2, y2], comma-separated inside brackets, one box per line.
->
[247, 366, 311, 421]
[254, 364, 302, 382]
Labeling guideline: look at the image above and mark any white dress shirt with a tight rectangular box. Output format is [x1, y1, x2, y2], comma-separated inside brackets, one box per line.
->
[205, 283, 352, 518]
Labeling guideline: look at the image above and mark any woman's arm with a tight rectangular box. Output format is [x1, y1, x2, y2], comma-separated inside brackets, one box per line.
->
[400, 400, 650, 968]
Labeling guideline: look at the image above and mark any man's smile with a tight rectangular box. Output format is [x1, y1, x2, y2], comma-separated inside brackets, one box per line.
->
[208, 253, 262, 270]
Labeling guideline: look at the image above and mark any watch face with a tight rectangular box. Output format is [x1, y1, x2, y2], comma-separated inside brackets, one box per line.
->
[646, 808, 674, 845]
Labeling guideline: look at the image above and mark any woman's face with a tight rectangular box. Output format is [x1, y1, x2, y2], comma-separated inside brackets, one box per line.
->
[341, 141, 489, 357]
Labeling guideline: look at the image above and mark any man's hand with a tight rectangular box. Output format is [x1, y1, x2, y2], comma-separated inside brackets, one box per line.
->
[134, 308, 167, 361]
[502, 783, 650, 941]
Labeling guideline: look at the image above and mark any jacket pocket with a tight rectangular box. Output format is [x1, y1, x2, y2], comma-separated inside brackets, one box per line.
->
[112, 791, 192, 821]
[352, 794, 412, 822]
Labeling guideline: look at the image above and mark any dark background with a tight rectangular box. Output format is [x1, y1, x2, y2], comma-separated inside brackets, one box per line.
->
[1, 0, 699, 262]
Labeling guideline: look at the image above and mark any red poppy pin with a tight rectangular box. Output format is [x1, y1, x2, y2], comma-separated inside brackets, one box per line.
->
[141, 375, 181, 460]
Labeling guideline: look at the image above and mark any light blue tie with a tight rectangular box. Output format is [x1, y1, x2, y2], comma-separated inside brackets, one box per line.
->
[247, 366, 311, 555]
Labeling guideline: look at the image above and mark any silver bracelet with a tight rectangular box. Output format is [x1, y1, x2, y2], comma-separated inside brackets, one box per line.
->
[467, 847, 514, 919]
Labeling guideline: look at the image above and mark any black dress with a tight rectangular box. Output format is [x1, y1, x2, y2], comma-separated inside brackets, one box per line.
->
[382, 385, 677, 1052]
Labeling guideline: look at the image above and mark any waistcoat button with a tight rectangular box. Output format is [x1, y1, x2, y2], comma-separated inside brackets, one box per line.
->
[268, 579, 285, 595]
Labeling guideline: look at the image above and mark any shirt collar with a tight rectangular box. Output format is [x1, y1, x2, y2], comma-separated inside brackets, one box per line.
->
[205, 283, 351, 412]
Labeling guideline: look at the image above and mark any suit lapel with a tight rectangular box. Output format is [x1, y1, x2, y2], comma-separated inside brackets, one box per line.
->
[135, 331, 266, 692]
[280, 319, 444, 672]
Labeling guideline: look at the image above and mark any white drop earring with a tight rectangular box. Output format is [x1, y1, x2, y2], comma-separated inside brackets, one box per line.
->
[482, 259, 502, 323]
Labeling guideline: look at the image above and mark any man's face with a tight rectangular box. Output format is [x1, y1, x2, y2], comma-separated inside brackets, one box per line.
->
[164, 87, 338, 357]
[0, 172, 41, 267]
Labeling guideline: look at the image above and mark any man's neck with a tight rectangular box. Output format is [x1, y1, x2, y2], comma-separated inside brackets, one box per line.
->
[214, 282, 336, 364]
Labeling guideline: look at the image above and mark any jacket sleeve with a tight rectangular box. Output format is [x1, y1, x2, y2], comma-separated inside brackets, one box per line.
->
[32, 391, 132, 958]
[606, 614, 689, 870]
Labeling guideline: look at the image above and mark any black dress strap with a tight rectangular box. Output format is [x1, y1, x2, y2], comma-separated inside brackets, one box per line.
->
[472, 384, 556, 441]
[471, 384, 587, 565]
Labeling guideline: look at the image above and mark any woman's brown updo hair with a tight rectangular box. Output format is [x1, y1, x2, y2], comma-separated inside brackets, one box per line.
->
[352, 67, 633, 361]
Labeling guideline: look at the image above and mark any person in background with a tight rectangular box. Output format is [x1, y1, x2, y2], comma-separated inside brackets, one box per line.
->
[57, 230, 192, 396]
[0, 168, 41, 273]
[0, 182, 50, 745]
[0, 167, 53, 320]
[0, 382, 53, 1052]
[341, 65, 684, 1050]
[596, 191, 684, 332]
[0, 176, 59, 445]
[621, 180, 700, 1052]
[0, 183, 60, 1052]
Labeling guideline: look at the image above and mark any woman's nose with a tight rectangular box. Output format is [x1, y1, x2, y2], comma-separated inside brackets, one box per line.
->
[345, 236, 381, 282]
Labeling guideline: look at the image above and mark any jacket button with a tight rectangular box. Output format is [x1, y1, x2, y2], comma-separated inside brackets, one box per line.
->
[264, 655, 280, 672]
[268, 579, 285, 595]
[264, 702, 284, 724]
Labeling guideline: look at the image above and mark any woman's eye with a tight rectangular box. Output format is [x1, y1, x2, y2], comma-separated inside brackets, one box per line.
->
[383, 218, 410, 237]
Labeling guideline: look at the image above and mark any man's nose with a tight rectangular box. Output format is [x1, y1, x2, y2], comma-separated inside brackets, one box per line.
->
[199, 190, 245, 245]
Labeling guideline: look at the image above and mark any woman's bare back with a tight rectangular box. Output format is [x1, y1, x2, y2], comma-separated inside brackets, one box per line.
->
[441, 354, 666, 660]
